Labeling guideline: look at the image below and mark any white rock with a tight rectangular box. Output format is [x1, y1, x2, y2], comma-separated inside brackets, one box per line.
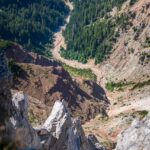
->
[42, 100, 98, 150]
[10, 91, 41, 149]
[116, 114, 150, 150]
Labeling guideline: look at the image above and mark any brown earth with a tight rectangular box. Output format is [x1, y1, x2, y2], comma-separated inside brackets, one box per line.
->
[6, 45, 108, 124]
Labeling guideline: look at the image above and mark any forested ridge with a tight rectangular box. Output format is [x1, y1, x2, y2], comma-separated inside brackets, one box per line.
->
[61, 0, 136, 64]
[0, 0, 69, 56]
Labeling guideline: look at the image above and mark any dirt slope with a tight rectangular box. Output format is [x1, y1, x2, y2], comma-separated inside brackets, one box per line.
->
[6, 44, 108, 124]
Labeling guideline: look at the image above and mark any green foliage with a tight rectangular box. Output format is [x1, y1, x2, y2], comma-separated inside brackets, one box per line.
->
[130, 0, 138, 5]
[63, 64, 97, 81]
[128, 48, 135, 54]
[106, 81, 134, 92]
[63, 0, 128, 64]
[139, 52, 150, 65]
[144, 36, 150, 48]
[106, 79, 150, 91]
[101, 141, 116, 150]
[131, 80, 150, 90]
[28, 110, 39, 125]
[132, 110, 148, 119]
[8, 60, 26, 79]
[0, 0, 69, 55]
[0, 39, 13, 50]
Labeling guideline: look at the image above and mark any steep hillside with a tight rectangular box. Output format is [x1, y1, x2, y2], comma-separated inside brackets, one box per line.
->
[0, 52, 104, 150]
[81, 0, 150, 147]
[62, 0, 137, 63]
[6, 44, 108, 124]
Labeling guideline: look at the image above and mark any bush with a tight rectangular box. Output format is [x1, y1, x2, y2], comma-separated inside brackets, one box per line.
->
[63, 64, 97, 81]
[0, 39, 13, 50]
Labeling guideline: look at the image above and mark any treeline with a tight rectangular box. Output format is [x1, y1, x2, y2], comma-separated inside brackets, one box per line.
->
[62, 0, 132, 64]
[0, 0, 69, 56]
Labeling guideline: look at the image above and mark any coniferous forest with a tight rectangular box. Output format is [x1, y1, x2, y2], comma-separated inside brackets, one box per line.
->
[61, 0, 134, 64]
[0, 0, 69, 56]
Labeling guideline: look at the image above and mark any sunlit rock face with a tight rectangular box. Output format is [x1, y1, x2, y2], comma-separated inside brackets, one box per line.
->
[42, 100, 95, 150]
[116, 114, 150, 150]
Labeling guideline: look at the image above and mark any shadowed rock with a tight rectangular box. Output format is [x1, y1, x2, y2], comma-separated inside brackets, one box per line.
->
[0, 48, 13, 140]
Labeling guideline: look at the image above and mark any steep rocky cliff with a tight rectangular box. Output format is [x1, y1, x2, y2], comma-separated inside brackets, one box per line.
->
[0, 48, 106, 149]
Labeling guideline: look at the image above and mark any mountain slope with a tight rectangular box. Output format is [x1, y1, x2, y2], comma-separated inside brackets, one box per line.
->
[6, 44, 108, 124]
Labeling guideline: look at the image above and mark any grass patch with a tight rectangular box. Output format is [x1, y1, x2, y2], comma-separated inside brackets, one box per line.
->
[0, 39, 13, 50]
[106, 79, 150, 92]
[132, 110, 149, 119]
[63, 64, 97, 82]
[101, 141, 116, 150]
[28, 110, 39, 125]
[143, 36, 150, 48]
[131, 80, 150, 90]
[105, 81, 134, 92]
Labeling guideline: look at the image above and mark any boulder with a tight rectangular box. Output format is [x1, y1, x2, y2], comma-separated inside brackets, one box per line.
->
[41, 100, 96, 150]
[116, 113, 150, 150]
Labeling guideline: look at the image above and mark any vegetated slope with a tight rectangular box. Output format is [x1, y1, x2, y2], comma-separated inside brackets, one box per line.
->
[6, 44, 108, 124]
[0, 0, 69, 56]
[83, 0, 150, 147]
[61, 0, 138, 64]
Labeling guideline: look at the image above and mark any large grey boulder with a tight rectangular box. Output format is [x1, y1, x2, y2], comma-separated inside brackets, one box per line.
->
[116, 113, 150, 150]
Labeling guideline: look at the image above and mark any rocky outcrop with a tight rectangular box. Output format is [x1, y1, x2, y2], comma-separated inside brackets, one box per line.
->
[2, 87, 103, 150]
[39, 100, 98, 150]
[116, 114, 150, 150]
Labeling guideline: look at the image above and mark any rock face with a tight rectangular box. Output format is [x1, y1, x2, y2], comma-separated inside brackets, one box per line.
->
[2, 88, 103, 150]
[0, 49, 40, 149]
[116, 114, 150, 150]
[9, 92, 41, 149]
[41, 100, 95, 150]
